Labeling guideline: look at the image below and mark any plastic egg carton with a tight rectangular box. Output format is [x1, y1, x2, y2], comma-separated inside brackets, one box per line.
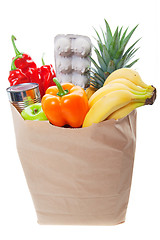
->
[54, 34, 92, 89]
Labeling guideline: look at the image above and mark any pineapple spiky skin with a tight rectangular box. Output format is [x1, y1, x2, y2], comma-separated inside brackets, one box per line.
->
[90, 20, 140, 90]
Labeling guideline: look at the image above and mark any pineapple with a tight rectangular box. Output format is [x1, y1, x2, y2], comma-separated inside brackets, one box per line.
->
[89, 20, 140, 90]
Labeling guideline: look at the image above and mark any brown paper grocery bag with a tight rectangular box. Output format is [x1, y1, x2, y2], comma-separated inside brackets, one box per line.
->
[11, 104, 136, 226]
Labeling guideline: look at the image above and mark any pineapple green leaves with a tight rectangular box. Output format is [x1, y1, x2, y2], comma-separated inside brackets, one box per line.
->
[90, 20, 140, 89]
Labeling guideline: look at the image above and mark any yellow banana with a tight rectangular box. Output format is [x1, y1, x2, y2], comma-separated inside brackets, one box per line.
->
[103, 68, 151, 89]
[83, 90, 152, 128]
[106, 78, 146, 93]
[89, 82, 147, 108]
[107, 102, 144, 120]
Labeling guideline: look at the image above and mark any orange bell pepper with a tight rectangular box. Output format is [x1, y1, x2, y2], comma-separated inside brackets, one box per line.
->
[41, 78, 89, 128]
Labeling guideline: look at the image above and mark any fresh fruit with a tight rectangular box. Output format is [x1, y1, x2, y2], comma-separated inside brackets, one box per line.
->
[89, 20, 140, 90]
[107, 102, 144, 120]
[104, 78, 146, 93]
[86, 68, 157, 124]
[103, 68, 153, 90]
[82, 89, 154, 128]
[88, 82, 147, 108]
[85, 86, 96, 100]
[21, 103, 48, 121]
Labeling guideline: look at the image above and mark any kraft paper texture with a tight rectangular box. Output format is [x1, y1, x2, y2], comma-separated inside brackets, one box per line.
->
[11, 104, 137, 225]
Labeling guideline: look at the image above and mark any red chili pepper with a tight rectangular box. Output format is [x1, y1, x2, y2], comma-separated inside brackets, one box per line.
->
[8, 69, 29, 86]
[27, 59, 56, 97]
[8, 36, 56, 98]
[8, 56, 29, 86]
[11, 35, 37, 75]
[27, 67, 45, 97]
[40, 57, 56, 93]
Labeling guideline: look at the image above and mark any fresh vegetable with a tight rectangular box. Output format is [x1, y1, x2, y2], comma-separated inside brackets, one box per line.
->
[83, 69, 156, 127]
[11, 35, 37, 75]
[8, 36, 56, 98]
[89, 20, 140, 91]
[21, 103, 48, 121]
[8, 57, 29, 86]
[42, 78, 89, 127]
[40, 57, 56, 93]
[25, 58, 56, 97]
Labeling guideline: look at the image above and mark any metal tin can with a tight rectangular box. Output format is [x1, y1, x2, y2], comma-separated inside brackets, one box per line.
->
[6, 83, 41, 113]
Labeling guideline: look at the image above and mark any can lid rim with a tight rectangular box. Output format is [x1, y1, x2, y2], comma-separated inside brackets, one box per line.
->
[6, 83, 39, 93]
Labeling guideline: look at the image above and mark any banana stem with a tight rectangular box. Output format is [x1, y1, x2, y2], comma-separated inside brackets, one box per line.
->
[135, 87, 156, 105]
[135, 91, 152, 103]
[145, 87, 156, 105]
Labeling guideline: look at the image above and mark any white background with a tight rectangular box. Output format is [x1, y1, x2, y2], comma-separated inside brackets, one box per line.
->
[0, 0, 160, 239]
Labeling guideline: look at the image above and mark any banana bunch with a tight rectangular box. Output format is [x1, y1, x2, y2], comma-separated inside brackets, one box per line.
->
[82, 68, 156, 128]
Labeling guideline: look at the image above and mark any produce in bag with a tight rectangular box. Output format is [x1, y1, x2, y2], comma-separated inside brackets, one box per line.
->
[8, 35, 56, 98]
[41, 78, 89, 127]
[21, 103, 48, 121]
[6, 20, 157, 225]
[83, 68, 156, 127]
[86, 20, 140, 98]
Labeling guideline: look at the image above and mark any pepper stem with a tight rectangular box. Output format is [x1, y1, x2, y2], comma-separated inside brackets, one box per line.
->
[53, 78, 69, 97]
[11, 55, 22, 70]
[42, 53, 45, 66]
[11, 35, 22, 56]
